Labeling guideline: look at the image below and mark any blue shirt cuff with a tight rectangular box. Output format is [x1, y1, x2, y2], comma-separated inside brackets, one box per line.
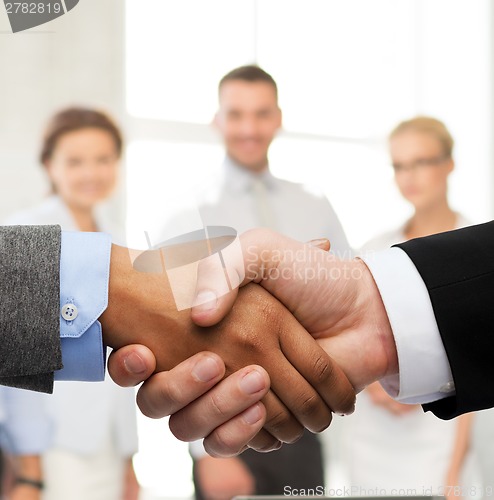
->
[56, 232, 112, 381]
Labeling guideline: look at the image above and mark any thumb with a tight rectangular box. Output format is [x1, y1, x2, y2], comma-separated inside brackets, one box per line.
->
[191, 228, 290, 326]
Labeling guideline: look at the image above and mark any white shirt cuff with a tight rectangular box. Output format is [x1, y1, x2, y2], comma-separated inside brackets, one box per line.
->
[361, 247, 455, 404]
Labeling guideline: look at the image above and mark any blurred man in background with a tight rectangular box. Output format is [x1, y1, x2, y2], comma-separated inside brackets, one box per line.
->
[185, 64, 350, 500]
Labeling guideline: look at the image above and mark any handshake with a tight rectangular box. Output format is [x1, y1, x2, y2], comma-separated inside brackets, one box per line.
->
[104, 228, 398, 457]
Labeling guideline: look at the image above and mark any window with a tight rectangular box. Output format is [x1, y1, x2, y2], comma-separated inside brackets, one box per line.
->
[125, 1, 492, 495]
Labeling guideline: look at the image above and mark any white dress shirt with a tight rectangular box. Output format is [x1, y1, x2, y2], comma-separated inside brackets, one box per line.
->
[186, 157, 351, 459]
[361, 214, 471, 403]
[161, 157, 351, 258]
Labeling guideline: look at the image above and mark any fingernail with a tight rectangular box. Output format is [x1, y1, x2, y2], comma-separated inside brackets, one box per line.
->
[337, 402, 356, 417]
[192, 356, 221, 382]
[239, 369, 265, 394]
[123, 352, 146, 374]
[241, 404, 263, 425]
[193, 290, 218, 312]
[258, 439, 282, 452]
[307, 238, 329, 248]
[272, 441, 283, 451]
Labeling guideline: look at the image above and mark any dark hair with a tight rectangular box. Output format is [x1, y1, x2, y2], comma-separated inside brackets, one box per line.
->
[219, 65, 278, 99]
[40, 107, 123, 164]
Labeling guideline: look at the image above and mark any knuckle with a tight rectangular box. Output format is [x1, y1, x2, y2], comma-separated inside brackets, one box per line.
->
[205, 428, 244, 458]
[295, 392, 324, 419]
[258, 300, 284, 335]
[264, 409, 303, 444]
[264, 406, 290, 429]
[137, 374, 181, 419]
[292, 390, 333, 433]
[208, 391, 229, 419]
[157, 376, 183, 414]
[312, 353, 335, 386]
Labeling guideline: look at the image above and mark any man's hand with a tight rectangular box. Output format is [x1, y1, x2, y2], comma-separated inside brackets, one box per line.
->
[190, 229, 398, 393]
[109, 347, 276, 455]
[102, 244, 355, 448]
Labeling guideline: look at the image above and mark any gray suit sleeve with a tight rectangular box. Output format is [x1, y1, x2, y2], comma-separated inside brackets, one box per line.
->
[0, 225, 63, 392]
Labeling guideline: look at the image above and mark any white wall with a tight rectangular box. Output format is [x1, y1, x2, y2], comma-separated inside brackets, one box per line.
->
[124, 0, 494, 250]
[0, 0, 125, 219]
[415, 0, 493, 224]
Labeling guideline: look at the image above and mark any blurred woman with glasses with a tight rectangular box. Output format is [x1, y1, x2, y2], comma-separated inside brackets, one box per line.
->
[386, 116, 468, 239]
[345, 116, 474, 497]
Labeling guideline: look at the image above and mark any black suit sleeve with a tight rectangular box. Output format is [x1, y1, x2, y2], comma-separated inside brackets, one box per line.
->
[0, 225, 63, 392]
[394, 220, 494, 419]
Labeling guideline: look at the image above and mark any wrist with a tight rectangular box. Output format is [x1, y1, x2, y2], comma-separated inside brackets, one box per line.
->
[314, 258, 396, 392]
[99, 244, 137, 348]
[99, 245, 188, 371]
[358, 258, 398, 379]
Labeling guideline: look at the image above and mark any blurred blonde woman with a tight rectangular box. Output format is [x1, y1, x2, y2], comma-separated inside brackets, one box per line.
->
[5, 108, 139, 500]
[346, 116, 473, 496]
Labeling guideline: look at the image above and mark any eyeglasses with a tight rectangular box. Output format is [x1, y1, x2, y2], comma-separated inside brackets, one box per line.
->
[391, 155, 450, 173]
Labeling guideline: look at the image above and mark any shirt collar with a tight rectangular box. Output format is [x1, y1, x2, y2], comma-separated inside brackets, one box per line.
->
[222, 156, 277, 193]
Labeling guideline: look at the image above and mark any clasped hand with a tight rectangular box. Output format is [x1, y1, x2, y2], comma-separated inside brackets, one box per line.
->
[106, 229, 398, 457]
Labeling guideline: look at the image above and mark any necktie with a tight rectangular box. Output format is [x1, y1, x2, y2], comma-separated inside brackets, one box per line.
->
[251, 176, 278, 230]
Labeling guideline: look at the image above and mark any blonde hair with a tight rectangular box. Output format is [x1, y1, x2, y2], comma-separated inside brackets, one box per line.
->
[389, 116, 454, 158]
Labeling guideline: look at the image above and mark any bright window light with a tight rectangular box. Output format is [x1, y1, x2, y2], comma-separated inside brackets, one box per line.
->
[125, 1, 492, 497]
[126, 0, 257, 123]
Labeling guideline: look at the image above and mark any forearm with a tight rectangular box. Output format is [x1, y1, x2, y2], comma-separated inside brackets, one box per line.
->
[446, 413, 474, 480]
[123, 457, 140, 500]
[10, 456, 43, 500]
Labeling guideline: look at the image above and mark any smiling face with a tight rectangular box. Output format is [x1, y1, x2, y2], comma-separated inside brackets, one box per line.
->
[214, 80, 282, 172]
[390, 130, 454, 211]
[45, 127, 120, 210]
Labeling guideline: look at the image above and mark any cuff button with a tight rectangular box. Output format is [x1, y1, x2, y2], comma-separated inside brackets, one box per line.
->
[61, 303, 78, 321]
[439, 381, 455, 393]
